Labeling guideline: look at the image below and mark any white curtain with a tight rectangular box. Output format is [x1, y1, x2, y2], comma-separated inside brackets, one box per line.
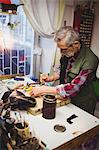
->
[20, 0, 65, 38]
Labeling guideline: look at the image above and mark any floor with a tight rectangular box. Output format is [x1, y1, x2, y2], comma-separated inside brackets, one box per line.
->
[94, 102, 99, 118]
[94, 102, 99, 150]
[95, 137, 99, 150]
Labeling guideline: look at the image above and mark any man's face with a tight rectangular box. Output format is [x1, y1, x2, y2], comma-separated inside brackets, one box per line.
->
[57, 38, 80, 57]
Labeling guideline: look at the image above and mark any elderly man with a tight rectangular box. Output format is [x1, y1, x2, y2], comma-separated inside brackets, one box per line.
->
[31, 26, 98, 115]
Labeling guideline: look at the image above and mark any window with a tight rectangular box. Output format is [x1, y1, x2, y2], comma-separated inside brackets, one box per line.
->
[0, 6, 34, 75]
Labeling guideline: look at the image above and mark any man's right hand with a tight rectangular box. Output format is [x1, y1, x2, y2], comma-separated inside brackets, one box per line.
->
[40, 73, 59, 84]
[40, 74, 49, 84]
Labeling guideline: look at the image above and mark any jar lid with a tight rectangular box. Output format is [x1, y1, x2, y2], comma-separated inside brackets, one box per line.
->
[43, 94, 56, 103]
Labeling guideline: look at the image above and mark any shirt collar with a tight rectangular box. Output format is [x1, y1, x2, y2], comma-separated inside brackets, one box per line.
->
[69, 57, 75, 63]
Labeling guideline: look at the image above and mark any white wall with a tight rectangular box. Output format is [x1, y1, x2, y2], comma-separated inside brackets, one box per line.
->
[62, 4, 74, 26]
[91, 2, 99, 77]
[91, 2, 99, 56]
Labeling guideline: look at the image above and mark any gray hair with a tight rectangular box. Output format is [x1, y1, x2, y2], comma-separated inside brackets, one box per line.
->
[54, 26, 80, 45]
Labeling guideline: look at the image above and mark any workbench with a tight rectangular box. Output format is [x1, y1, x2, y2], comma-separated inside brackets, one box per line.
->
[10, 103, 99, 150]
[0, 76, 99, 150]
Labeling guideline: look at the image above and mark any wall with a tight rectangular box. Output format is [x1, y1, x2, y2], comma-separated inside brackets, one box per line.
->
[62, 4, 74, 26]
[91, 2, 99, 77]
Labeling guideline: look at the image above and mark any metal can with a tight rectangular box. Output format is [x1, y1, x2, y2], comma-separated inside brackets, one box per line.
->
[42, 94, 56, 119]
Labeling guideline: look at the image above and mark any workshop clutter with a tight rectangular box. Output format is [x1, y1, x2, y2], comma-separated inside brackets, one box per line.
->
[1, 90, 37, 111]
[0, 108, 46, 149]
[0, 90, 46, 149]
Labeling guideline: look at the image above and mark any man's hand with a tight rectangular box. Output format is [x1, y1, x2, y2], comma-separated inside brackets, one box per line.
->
[30, 86, 57, 97]
[40, 73, 59, 85]
[40, 74, 49, 84]
[30, 86, 46, 97]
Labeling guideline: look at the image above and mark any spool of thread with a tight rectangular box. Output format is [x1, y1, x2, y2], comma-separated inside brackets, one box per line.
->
[42, 94, 56, 119]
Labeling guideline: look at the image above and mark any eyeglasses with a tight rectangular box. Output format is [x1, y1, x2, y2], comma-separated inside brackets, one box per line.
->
[54, 37, 63, 42]
[59, 41, 79, 51]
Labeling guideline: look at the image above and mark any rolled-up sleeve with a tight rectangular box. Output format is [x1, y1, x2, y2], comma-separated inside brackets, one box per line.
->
[56, 70, 92, 98]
